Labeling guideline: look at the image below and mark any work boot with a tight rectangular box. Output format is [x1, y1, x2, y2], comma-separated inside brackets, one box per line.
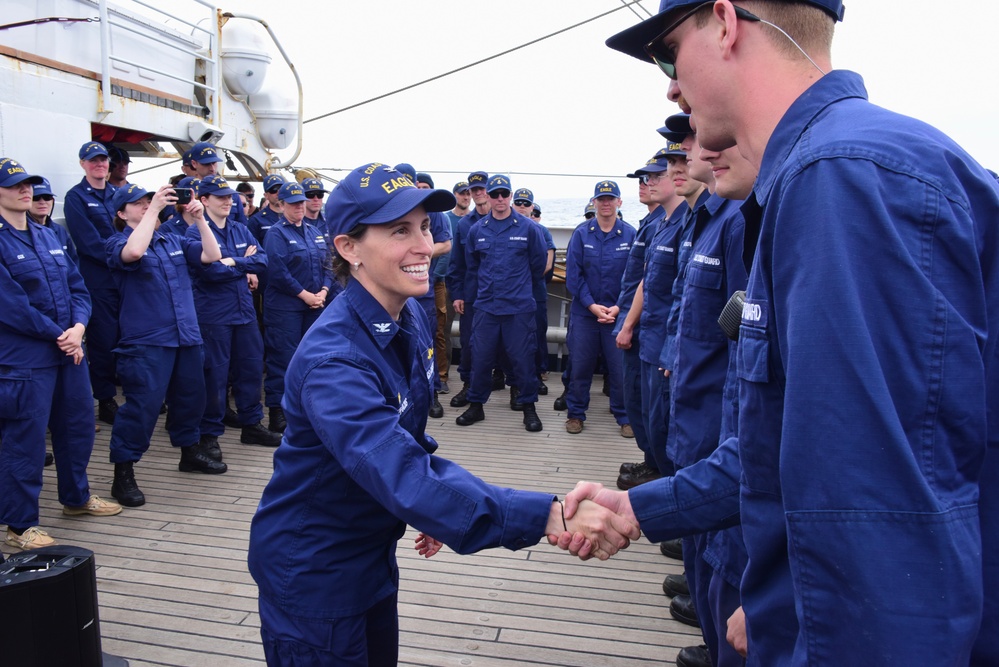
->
[616, 462, 661, 490]
[676, 645, 711, 667]
[429, 392, 444, 419]
[44, 452, 54, 467]
[269, 406, 287, 433]
[509, 386, 523, 411]
[565, 418, 584, 434]
[660, 538, 684, 560]
[449, 384, 469, 408]
[199, 434, 223, 462]
[538, 380, 548, 395]
[111, 462, 145, 507]
[179, 443, 228, 474]
[663, 573, 690, 598]
[669, 594, 701, 628]
[522, 403, 543, 432]
[553, 387, 568, 411]
[456, 402, 485, 426]
[98, 398, 119, 424]
[222, 406, 241, 428]
[619, 461, 643, 475]
[491, 371, 506, 391]
[241, 422, 282, 447]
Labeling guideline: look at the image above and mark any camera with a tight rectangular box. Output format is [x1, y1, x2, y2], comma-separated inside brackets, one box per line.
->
[174, 188, 193, 205]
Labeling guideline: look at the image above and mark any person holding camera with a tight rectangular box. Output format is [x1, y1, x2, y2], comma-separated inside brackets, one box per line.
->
[105, 183, 226, 509]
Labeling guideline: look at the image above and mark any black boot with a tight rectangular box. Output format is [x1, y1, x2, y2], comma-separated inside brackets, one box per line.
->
[222, 406, 241, 428]
[509, 386, 523, 411]
[241, 422, 283, 447]
[449, 384, 469, 408]
[456, 402, 484, 426]
[491, 370, 506, 391]
[98, 398, 119, 424]
[269, 406, 287, 433]
[553, 387, 568, 411]
[111, 462, 145, 507]
[199, 434, 223, 462]
[522, 403, 543, 432]
[179, 443, 228, 474]
[429, 392, 444, 419]
[538, 380, 548, 396]
[44, 452, 54, 467]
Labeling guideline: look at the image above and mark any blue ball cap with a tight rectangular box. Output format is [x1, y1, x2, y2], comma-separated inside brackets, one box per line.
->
[593, 180, 622, 199]
[393, 163, 417, 184]
[176, 176, 201, 197]
[278, 181, 307, 203]
[199, 174, 237, 198]
[467, 171, 489, 189]
[263, 174, 286, 192]
[111, 183, 151, 213]
[0, 158, 44, 188]
[486, 175, 512, 194]
[324, 162, 456, 238]
[79, 142, 109, 160]
[628, 147, 677, 177]
[452, 181, 470, 194]
[416, 172, 435, 188]
[664, 113, 693, 136]
[513, 188, 534, 204]
[188, 141, 223, 165]
[33, 177, 55, 197]
[302, 178, 327, 195]
[584, 201, 596, 216]
[606, 0, 844, 61]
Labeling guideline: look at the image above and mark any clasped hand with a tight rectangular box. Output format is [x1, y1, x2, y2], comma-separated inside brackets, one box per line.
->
[547, 482, 639, 560]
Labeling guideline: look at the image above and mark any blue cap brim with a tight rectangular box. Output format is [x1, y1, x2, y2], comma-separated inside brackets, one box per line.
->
[209, 187, 238, 197]
[365, 188, 456, 226]
[8, 173, 45, 187]
[195, 156, 223, 164]
[606, 7, 680, 61]
[280, 194, 306, 204]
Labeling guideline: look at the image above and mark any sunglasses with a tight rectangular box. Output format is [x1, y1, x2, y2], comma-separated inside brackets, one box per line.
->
[639, 173, 665, 185]
[645, 2, 760, 79]
[513, 199, 533, 207]
[33, 194, 54, 202]
[488, 190, 511, 199]
[531, 211, 541, 219]
[266, 187, 281, 194]
[304, 192, 324, 199]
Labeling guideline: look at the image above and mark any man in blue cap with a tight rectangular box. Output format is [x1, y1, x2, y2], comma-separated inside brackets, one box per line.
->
[64, 141, 121, 424]
[248, 174, 287, 242]
[561, 1, 999, 664]
[456, 175, 547, 432]
[184, 142, 248, 225]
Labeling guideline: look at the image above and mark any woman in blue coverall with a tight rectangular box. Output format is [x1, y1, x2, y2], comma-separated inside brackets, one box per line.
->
[261, 181, 332, 433]
[0, 158, 121, 551]
[247, 162, 637, 667]
[105, 183, 225, 509]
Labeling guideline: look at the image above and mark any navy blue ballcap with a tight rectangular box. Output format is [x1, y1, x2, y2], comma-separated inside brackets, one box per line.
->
[324, 162, 456, 238]
[79, 142, 109, 160]
[584, 201, 596, 216]
[176, 176, 200, 197]
[189, 141, 223, 165]
[594, 180, 622, 199]
[302, 178, 327, 195]
[629, 147, 676, 177]
[486, 175, 512, 194]
[533, 203, 542, 214]
[263, 174, 285, 192]
[453, 181, 470, 194]
[513, 188, 534, 204]
[606, 0, 844, 61]
[108, 146, 131, 165]
[278, 181, 307, 203]
[110, 183, 152, 212]
[467, 171, 489, 189]
[665, 113, 694, 136]
[416, 173, 434, 188]
[0, 158, 44, 188]
[394, 163, 417, 184]
[199, 174, 237, 198]
[33, 176, 55, 197]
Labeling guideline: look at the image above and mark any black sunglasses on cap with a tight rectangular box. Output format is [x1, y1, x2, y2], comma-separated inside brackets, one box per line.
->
[488, 190, 511, 199]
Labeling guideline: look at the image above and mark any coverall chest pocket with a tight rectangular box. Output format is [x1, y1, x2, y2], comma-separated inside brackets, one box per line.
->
[683, 264, 727, 342]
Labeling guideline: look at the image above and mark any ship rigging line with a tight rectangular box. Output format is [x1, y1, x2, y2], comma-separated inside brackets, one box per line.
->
[620, 0, 655, 20]
[303, 0, 651, 125]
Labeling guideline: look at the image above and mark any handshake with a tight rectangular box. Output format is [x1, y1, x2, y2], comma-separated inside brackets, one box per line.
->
[548, 481, 640, 561]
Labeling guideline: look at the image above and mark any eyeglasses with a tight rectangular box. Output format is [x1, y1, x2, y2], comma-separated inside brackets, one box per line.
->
[513, 199, 533, 207]
[639, 173, 665, 185]
[488, 190, 511, 199]
[304, 192, 324, 199]
[32, 194, 54, 202]
[645, 2, 825, 79]
[584, 212, 596, 220]
[531, 211, 541, 219]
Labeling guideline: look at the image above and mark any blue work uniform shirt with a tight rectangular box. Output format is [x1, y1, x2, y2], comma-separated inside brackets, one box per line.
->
[435, 211, 463, 281]
[445, 209, 486, 303]
[615, 206, 662, 333]
[159, 215, 190, 237]
[466, 211, 547, 316]
[247, 280, 554, 618]
[638, 206, 686, 366]
[262, 219, 332, 312]
[533, 221, 556, 302]
[0, 217, 91, 368]
[419, 210, 452, 305]
[247, 206, 282, 244]
[565, 218, 636, 319]
[737, 70, 999, 665]
[105, 227, 204, 347]
[63, 178, 118, 291]
[187, 218, 267, 326]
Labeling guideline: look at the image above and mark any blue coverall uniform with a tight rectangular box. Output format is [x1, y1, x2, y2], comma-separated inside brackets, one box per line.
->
[262, 218, 332, 409]
[445, 209, 486, 385]
[533, 221, 556, 376]
[247, 206, 281, 244]
[465, 211, 547, 405]
[187, 219, 269, 435]
[64, 178, 119, 400]
[734, 71, 999, 665]
[565, 218, 635, 424]
[105, 228, 207, 460]
[0, 218, 95, 529]
[247, 280, 555, 665]
[416, 210, 451, 390]
[615, 207, 662, 468]
[37, 217, 80, 266]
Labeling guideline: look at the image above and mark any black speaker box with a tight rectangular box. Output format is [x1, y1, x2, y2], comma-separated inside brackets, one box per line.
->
[0, 545, 103, 667]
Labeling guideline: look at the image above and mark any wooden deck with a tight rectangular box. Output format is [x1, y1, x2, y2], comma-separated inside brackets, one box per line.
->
[10, 385, 700, 666]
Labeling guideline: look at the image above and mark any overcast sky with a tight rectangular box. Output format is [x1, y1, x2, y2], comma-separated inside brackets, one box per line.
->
[183, 0, 999, 198]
